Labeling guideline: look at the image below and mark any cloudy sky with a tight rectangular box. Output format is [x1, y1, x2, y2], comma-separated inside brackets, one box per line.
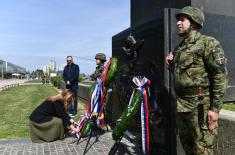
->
[0, 0, 130, 74]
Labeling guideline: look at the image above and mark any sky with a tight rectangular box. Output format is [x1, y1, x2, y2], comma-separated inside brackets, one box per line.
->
[0, 0, 130, 74]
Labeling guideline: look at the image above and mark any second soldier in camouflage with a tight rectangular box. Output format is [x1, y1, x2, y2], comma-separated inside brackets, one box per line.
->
[90, 53, 107, 81]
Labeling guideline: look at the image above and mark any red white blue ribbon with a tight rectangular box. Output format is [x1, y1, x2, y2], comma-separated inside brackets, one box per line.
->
[73, 59, 112, 139]
[133, 77, 150, 155]
[75, 112, 90, 139]
[87, 59, 111, 125]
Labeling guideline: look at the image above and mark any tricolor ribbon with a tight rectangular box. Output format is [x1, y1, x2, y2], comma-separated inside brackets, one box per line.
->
[75, 112, 90, 139]
[132, 77, 150, 155]
[72, 59, 112, 139]
[87, 59, 111, 125]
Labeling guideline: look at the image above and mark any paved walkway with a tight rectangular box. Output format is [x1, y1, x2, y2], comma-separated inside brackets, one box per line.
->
[0, 132, 142, 155]
[0, 79, 28, 90]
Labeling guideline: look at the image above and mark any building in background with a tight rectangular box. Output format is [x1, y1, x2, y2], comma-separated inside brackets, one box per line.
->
[0, 59, 26, 79]
[41, 60, 57, 76]
[42, 64, 50, 75]
[56, 64, 66, 76]
[49, 60, 56, 73]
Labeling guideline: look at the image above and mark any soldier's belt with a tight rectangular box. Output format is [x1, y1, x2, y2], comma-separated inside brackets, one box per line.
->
[176, 87, 209, 98]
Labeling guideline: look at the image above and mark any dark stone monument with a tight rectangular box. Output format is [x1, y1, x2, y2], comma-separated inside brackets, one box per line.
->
[111, 0, 235, 154]
[131, 0, 235, 26]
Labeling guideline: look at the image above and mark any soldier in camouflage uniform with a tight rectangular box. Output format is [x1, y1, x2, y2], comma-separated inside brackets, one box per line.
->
[90, 53, 107, 81]
[166, 6, 227, 155]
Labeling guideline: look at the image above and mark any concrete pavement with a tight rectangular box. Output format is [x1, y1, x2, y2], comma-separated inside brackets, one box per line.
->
[0, 79, 28, 90]
[0, 132, 142, 155]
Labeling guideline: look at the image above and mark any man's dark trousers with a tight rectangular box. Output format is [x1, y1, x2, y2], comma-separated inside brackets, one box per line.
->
[66, 84, 78, 115]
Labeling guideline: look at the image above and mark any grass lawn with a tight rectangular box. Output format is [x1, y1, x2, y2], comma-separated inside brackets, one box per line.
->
[0, 85, 57, 140]
[25, 79, 43, 83]
[0, 84, 88, 140]
[223, 103, 235, 112]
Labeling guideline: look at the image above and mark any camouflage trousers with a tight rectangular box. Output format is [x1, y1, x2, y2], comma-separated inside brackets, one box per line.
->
[177, 104, 218, 155]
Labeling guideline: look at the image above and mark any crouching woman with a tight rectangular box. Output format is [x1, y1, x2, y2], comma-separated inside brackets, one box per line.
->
[29, 89, 78, 143]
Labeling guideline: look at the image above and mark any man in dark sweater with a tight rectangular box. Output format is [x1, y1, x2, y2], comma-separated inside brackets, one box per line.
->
[63, 56, 80, 116]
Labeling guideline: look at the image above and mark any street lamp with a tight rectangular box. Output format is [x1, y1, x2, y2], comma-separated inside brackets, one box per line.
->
[1, 60, 3, 81]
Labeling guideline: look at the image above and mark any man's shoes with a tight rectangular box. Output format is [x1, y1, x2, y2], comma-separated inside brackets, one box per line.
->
[69, 113, 76, 118]
[68, 109, 77, 118]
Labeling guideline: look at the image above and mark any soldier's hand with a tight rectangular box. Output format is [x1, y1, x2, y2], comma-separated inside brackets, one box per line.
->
[207, 110, 219, 130]
[166, 52, 174, 66]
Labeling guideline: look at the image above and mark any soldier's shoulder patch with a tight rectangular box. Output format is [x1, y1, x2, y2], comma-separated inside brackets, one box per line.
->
[213, 52, 225, 65]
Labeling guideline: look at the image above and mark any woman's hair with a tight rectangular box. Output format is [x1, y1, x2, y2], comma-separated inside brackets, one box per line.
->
[47, 89, 74, 110]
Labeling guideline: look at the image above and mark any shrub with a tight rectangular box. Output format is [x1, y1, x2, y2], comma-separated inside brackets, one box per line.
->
[50, 76, 63, 88]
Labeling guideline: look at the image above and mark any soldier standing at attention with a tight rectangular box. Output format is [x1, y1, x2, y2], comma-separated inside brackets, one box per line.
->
[90, 53, 107, 81]
[166, 6, 227, 154]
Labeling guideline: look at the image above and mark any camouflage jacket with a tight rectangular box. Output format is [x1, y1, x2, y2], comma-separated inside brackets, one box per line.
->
[90, 63, 104, 81]
[172, 32, 227, 112]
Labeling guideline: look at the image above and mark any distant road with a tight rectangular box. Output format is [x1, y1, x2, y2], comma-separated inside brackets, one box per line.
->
[0, 79, 28, 89]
